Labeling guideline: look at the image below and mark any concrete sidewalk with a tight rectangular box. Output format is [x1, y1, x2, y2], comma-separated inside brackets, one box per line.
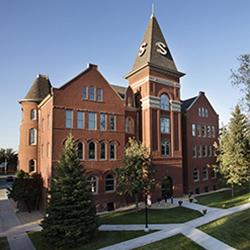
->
[99, 202, 250, 250]
[0, 189, 36, 250]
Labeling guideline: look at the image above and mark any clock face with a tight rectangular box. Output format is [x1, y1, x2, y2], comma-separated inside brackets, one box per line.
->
[138, 42, 147, 57]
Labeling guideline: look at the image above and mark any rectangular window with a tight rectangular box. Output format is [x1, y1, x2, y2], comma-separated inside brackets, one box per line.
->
[77, 111, 84, 129]
[100, 113, 106, 130]
[197, 125, 201, 137]
[201, 125, 206, 137]
[198, 108, 202, 117]
[110, 143, 116, 160]
[203, 145, 207, 157]
[65, 110, 73, 128]
[96, 88, 103, 102]
[110, 114, 116, 131]
[207, 125, 211, 137]
[29, 128, 36, 145]
[82, 87, 87, 100]
[198, 145, 202, 158]
[205, 108, 208, 117]
[209, 145, 213, 157]
[201, 107, 205, 117]
[100, 143, 106, 160]
[212, 126, 216, 138]
[193, 145, 197, 158]
[160, 117, 170, 134]
[192, 124, 196, 136]
[88, 112, 96, 130]
[89, 86, 95, 101]
[47, 114, 50, 129]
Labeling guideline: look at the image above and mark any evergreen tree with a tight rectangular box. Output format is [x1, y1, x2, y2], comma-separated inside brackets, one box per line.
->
[116, 138, 155, 211]
[214, 105, 250, 196]
[41, 134, 97, 248]
[231, 54, 250, 112]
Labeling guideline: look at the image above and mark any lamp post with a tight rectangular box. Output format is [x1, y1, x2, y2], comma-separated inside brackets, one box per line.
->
[144, 193, 149, 232]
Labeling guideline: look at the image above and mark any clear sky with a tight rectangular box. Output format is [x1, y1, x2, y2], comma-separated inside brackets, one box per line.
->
[1, 0, 250, 150]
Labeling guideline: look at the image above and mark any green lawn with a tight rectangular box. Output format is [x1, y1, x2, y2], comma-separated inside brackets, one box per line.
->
[135, 233, 204, 250]
[99, 207, 202, 225]
[200, 209, 250, 250]
[29, 230, 151, 250]
[0, 237, 10, 250]
[196, 190, 250, 208]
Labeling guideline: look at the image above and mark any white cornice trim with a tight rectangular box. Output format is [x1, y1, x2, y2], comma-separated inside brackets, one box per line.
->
[130, 75, 180, 90]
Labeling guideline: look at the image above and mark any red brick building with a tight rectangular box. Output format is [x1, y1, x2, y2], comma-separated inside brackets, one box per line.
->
[19, 15, 218, 211]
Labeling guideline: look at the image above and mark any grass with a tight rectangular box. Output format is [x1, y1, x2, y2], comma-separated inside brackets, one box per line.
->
[135, 233, 204, 250]
[200, 208, 250, 250]
[196, 189, 250, 208]
[0, 237, 10, 250]
[29, 230, 151, 250]
[99, 207, 202, 225]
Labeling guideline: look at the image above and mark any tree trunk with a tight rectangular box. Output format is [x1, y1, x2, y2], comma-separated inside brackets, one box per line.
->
[135, 194, 139, 212]
[231, 184, 234, 197]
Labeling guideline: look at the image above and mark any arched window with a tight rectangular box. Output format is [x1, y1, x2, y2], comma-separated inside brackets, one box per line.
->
[29, 128, 36, 145]
[161, 140, 170, 156]
[160, 94, 170, 111]
[202, 167, 208, 180]
[125, 117, 134, 134]
[193, 168, 199, 182]
[77, 142, 84, 160]
[88, 142, 96, 160]
[87, 176, 98, 194]
[110, 142, 116, 160]
[100, 142, 106, 160]
[105, 174, 115, 192]
[30, 109, 37, 120]
[29, 160, 36, 172]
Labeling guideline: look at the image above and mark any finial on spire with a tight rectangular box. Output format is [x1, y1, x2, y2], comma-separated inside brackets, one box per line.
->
[151, 2, 155, 18]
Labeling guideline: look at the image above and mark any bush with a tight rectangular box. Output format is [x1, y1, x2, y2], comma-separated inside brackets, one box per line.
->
[8, 170, 43, 212]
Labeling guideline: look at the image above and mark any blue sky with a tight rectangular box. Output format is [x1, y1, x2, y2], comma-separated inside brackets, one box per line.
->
[1, 0, 249, 150]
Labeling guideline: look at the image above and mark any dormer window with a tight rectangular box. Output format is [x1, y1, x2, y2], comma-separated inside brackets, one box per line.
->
[160, 94, 170, 110]
[30, 109, 36, 120]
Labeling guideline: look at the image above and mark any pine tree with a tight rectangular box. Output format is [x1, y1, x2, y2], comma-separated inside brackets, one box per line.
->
[116, 138, 155, 211]
[41, 134, 97, 248]
[215, 105, 250, 196]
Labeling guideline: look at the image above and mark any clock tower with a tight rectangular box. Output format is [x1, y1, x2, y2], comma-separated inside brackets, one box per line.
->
[125, 15, 185, 196]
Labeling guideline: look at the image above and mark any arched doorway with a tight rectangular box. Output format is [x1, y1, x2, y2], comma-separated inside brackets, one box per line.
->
[161, 176, 173, 198]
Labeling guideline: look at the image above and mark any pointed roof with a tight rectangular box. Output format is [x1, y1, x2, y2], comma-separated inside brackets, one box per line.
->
[21, 74, 52, 103]
[126, 16, 184, 78]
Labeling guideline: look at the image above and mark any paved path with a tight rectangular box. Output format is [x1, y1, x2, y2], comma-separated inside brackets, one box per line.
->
[99, 202, 250, 250]
[0, 189, 36, 250]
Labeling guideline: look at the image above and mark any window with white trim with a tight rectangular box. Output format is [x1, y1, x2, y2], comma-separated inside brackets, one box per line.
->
[88, 142, 96, 160]
[109, 114, 116, 131]
[29, 128, 36, 145]
[96, 88, 103, 102]
[82, 87, 87, 100]
[161, 140, 170, 156]
[160, 94, 170, 110]
[105, 174, 115, 192]
[87, 176, 98, 194]
[100, 113, 106, 131]
[193, 168, 199, 182]
[77, 142, 84, 160]
[193, 145, 197, 158]
[29, 160, 36, 172]
[100, 142, 106, 160]
[198, 145, 202, 158]
[89, 86, 95, 101]
[30, 109, 36, 120]
[77, 111, 84, 129]
[202, 167, 208, 180]
[160, 117, 170, 134]
[88, 112, 96, 130]
[192, 124, 196, 136]
[65, 110, 73, 128]
[110, 143, 116, 160]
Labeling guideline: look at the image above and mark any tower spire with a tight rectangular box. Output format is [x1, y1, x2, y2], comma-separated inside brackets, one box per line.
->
[151, 2, 155, 18]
